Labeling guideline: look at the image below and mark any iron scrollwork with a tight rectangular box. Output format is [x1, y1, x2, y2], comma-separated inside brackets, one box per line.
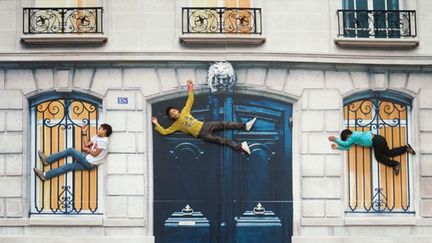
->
[182, 7, 262, 34]
[345, 97, 412, 213]
[24, 8, 103, 34]
[32, 98, 100, 215]
[337, 10, 416, 38]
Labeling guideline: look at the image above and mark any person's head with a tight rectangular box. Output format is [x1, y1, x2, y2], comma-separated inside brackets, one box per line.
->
[98, 123, 112, 137]
[166, 106, 180, 120]
[340, 129, 353, 141]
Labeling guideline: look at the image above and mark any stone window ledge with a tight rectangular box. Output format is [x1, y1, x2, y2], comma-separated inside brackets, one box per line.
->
[29, 215, 103, 226]
[0, 217, 146, 227]
[179, 34, 265, 46]
[344, 216, 416, 226]
[21, 34, 107, 46]
[334, 37, 419, 48]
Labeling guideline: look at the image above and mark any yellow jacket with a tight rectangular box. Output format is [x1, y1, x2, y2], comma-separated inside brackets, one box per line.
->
[154, 90, 204, 137]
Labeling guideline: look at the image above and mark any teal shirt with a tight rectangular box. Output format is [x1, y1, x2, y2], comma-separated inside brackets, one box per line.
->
[335, 131, 373, 150]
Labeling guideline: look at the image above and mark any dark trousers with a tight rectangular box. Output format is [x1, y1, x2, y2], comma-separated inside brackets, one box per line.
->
[198, 121, 245, 150]
[372, 135, 407, 167]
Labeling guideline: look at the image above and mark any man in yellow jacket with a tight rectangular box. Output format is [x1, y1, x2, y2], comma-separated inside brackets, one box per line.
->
[151, 80, 256, 155]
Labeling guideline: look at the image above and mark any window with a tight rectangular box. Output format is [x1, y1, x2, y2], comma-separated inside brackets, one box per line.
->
[344, 91, 413, 213]
[22, 0, 106, 45]
[182, 0, 261, 34]
[338, 0, 416, 38]
[30, 92, 102, 215]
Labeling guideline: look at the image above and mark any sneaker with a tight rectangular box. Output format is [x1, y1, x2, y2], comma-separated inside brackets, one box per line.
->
[38, 150, 49, 166]
[33, 168, 46, 181]
[240, 141, 251, 155]
[407, 144, 416, 155]
[393, 164, 400, 176]
[245, 118, 257, 132]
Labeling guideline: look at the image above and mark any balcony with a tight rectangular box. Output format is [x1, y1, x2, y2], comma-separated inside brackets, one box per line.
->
[180, 7, 265, 46]
[21, 7, 107, 46]
[335, 10, 418, 48]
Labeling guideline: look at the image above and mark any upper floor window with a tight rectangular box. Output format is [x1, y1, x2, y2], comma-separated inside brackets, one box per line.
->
[30, 92, 103, 215]
[337, 0, 416, 38]
[182, 0, 262, 35]
[344, 91, 414, 214]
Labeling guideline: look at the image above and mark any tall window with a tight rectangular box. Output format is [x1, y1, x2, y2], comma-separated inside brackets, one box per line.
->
[30, 92, 102, 215]
[184, 0, 262, 34]
[25, 0, 103, 34]
[342, 0, 403, 38]
[344, 91, 413, 213]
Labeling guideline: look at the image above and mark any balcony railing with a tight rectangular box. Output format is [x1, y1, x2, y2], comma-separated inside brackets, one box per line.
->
[182, 7, 262, 34]
[23, 7, 103, 34]
[337, 10, 416, 38]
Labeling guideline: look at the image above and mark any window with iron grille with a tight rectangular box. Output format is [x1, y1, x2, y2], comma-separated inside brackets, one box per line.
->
[338, 0, 416, 38]
[182, 0, 262, 34]
[344, 91, 414, 213]
[30, 92, 103, 215]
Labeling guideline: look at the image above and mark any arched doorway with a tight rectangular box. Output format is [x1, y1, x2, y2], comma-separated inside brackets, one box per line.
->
[153, 93, 293, 243]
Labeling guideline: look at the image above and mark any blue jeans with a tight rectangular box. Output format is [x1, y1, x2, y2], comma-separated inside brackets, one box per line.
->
[45, 148, 95, 179]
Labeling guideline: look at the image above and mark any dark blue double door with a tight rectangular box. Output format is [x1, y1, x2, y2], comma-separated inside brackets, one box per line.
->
[153, 94, 292, 243]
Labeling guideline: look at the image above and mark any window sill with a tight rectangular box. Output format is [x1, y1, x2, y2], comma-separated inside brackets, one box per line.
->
[334, 37, 419, 48]
[21, 34, 107, 46]
[179, 34, 265, 46]
[29, 215, 103, 226]
[344, 216, 416, 226]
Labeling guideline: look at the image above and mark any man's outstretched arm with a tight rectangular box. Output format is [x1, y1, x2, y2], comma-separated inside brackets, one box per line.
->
[183, 80, 194, 114]
[152, 116, 177, 135]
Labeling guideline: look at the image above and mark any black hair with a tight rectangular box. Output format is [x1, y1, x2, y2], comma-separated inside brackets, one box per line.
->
[340, 129, 353, 141]
[165, 106, 177, 120]
[100, 123, 112, 137]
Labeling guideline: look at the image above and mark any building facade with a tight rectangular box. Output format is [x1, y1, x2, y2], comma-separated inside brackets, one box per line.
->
[0, 0, 432, 242]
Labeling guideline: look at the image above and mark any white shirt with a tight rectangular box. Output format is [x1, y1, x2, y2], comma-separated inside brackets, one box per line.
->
[86, 135, 109, 165]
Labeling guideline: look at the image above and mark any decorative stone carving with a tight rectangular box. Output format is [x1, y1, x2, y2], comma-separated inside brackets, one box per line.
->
[207, 62, 237, 93]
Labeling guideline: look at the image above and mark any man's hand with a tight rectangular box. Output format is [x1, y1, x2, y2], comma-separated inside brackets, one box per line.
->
[82, 147, 90, 152]
[328, 136, 336, 142]
[331, 143, 338, 149]
[187, 80, 193, 91]
[151, 116, 158, 125]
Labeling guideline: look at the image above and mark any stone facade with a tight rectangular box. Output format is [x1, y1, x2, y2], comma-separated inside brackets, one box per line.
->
[0, 0, 432, 242]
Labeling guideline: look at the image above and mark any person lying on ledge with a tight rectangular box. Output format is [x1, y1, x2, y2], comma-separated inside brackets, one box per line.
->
[152, 80, 256, 155]
[34, 123, 112, 181]
[328, 129, 415, 175]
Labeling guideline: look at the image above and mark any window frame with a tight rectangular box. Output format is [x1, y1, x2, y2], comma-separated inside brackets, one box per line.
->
[343, 90, 415, 214]
[29, 91, 104, 216]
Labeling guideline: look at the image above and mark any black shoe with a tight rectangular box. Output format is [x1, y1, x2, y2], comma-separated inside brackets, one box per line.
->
[407, 144, 416, 155]
[38, 150, 49, 166]
[394, 164, 400, 176]
[33, 168, 46, 181]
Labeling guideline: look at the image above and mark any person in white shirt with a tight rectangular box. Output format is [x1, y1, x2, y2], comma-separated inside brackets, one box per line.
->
[33, 123, 112, 181]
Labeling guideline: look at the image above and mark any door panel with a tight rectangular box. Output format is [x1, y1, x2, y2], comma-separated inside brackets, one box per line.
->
[153, 94, 292, 243]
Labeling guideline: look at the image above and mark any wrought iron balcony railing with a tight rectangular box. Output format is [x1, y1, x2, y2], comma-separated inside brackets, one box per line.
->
[23, 7, 103, 34]
[337, 10, 416, 38]
[182, 7, 262, 34]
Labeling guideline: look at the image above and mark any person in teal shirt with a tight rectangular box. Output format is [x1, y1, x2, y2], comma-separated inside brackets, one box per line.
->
[328, 129, 416, 175]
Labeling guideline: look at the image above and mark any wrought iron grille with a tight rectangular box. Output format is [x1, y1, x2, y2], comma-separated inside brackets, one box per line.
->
[182, 7, 262, 34]
[344, 96, 413, 213]
[337, 10, 416, 38]
[31, 97, 101, 215]
[23, 7, 103, 34]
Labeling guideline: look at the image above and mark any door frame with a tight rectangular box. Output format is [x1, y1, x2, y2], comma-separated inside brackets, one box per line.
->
[146, 87, 300, 240]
